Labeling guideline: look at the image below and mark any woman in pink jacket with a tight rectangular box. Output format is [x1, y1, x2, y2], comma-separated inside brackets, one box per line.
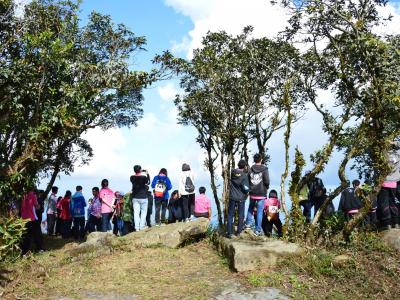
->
[100, 179, 115, 232]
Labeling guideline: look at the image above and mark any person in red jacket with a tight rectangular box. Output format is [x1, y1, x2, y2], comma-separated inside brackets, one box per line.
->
[20, 190, 44, 254]
[58, 190, 72, 238]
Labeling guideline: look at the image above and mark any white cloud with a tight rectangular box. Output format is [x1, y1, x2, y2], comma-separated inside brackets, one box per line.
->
[157, 83, 179, 102]
[165, 0, 290, 58]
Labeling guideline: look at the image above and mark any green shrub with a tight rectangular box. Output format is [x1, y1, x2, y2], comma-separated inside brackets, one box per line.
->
[0, 217, 27, 262]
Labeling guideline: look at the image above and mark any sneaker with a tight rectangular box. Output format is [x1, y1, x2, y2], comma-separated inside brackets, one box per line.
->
[161, 223, 166, 227]
[225, 234, 232, 239]
[190, 215, 196, 221]
[155, 224, 160, 227]
[394, 224, 400, 229]
[244, 224, 251, 229]
[254, 231, 263, 237]
[185, 218, 190, 223]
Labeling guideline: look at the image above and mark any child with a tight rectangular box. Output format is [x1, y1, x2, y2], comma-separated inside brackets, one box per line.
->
[262, 190, 282, 237]
[194, 187, 211, 219]
[168, 190, 183, 223]
[112, 191, 125, 236]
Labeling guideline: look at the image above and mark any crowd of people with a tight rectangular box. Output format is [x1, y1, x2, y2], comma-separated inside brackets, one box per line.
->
[226, 151, 400, 238]
[19, 163, 212, 255]
[18, 149, 400, 254]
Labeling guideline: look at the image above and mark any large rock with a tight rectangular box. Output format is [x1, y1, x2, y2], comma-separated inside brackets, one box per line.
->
[216, 234, 304, 272]
[69, 232, 116, 257]
[121, 217, 210, 249]
[215, 287, 289, 300]
[381, 228, 400, 251]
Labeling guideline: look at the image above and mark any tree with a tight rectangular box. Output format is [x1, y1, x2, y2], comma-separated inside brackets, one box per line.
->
[156, 27, 306, 225]
[0, 0, 150, 212]
[280, 0, 400, 240]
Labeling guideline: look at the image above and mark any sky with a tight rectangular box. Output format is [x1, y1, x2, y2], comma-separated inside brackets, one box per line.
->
[33, 0, 400, 216]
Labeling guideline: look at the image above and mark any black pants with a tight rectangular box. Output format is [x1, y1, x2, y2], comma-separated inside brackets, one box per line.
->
[87, 215, 102, 233]
[61, 219, 72, 238]
[123, 221, 134, 235]
[146, 200, 153, 227]
[155, 198, 167, 224]
[168, 206, 183, 223]
[377, 187, 399, 227]
[312, 196, 326, 217]
[182, 194, 195, 220]
[47, 214, 56, 235]
[262, 214, 283, 237]
[72, 217, 85, 239]
[21, 220, 43, 254]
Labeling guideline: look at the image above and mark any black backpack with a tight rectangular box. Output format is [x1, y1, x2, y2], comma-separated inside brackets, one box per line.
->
[185, 176, 195, 193]
[310, 177, 325, 198]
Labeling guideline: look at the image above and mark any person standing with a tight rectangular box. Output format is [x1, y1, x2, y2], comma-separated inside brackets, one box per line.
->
[112, 191, 125, 236]
[151, 168, 172, 226]
[46, 186, 58, 236]
[338, 180, 362, 220]
[245, 154, 270, 236]
[179, 163, 195, 221]
[100, 179, 114, 232]
[59, 190, 73, 239]
[130, 165, 150, 231]
[226, 160, 249, 238]
[377, 143, 400, 231]
[71, 186, 87, 240]
[122, 192, 134, 234]
[20, 190, 43, 254]
[87, 187, 102, 233]
[146, 190, 154, 228]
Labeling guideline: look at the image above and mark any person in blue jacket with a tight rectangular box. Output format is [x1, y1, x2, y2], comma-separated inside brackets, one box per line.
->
[70, 185, 87, 240]
[151, 168, 172, 226]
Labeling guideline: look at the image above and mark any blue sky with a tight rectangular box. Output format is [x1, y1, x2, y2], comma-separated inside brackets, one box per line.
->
[37, 0, 400, 217]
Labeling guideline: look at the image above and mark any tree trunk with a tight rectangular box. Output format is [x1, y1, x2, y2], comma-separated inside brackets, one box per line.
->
[43, 165, 61, 200]
[222, 153, 233, 225]
[206, 143, 222, 226]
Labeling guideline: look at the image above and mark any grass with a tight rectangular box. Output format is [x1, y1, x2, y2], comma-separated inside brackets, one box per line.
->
[1, 231, 400, 299]
[0, 236, 241, 300]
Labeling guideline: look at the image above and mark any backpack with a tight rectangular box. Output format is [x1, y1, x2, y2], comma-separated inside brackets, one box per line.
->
[154, 177, 167, 198]
[310, 178, 325, 198]
[185, 176, 195, 193]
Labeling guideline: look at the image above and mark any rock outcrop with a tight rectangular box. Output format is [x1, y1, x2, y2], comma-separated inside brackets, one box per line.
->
[68, 218, 210, 257]
[122, 217, 210, 248]
[381, 228, 400, 251]
[215, 230, 304, 272]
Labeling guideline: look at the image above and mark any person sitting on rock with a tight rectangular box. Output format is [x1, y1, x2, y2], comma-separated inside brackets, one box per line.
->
[262, 190, 282, 238]
[338, 180, 362, 220]
[168, 190, 183, 223]
[194, 187, 211, 219]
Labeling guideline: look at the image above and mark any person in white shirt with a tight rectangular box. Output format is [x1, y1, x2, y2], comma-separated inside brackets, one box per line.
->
[179, 163, 195, 221]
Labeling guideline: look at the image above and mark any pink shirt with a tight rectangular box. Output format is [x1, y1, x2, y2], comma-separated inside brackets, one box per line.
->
[194, 194, 211, 214]
[100, 187, 114, 214]
[264, 197, 281, 210]
[21, 192, 38, 221]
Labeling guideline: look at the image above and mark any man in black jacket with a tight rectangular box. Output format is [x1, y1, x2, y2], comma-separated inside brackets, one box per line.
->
[130, 165, 150, 231]
[226, 160, 249, 238]
[245, 153, 270, 235]
[338, 179, 362, 220]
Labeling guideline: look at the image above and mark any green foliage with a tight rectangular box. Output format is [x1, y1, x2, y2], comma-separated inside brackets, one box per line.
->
[0, 217, 27, 262]
[0, 0, 151, 207]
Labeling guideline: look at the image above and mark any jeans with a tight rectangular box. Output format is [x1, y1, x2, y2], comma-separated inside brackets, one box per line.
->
[101, 213, 112, 232]
[133, 198, 148, 231]
[168, 206, 183, 223]
[245, 199, 264, 233]
[299, 200, 312, 222]
[154, 197, 167, 224]
[112, 217, 124, 236]
[227, 199, 245, 236]
[47, 214, 56, 235]
[72, 217, 85, 239]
